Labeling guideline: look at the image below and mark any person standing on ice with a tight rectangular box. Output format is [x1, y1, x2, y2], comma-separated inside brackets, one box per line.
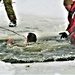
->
[0, 0, 17, 27]
[59, 0, 75, 39]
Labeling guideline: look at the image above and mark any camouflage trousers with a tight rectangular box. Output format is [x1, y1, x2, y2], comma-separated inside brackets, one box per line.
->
[3, 0, 16, 22]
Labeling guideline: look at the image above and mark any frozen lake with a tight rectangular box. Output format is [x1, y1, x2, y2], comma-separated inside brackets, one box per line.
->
[0, 0, 75, 75]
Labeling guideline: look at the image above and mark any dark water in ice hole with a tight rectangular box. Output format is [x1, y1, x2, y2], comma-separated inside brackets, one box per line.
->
[0, 36, 75, 63]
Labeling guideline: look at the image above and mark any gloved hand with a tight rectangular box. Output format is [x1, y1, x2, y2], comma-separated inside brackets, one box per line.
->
[59, 32, 68, 39]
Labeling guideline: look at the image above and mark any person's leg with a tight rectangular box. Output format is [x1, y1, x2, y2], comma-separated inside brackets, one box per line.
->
[3, 0, 17, 27]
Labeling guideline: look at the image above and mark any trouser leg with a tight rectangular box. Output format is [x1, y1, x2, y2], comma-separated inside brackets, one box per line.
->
[3, 0, 16, 22]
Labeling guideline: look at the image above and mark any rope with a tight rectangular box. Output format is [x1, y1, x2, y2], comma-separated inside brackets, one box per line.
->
[0, 26, 26, 39]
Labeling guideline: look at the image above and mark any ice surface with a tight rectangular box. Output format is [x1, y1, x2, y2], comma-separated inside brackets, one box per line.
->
[0, 61, 75, 75]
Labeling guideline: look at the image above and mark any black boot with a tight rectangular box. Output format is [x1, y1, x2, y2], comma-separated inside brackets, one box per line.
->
[9, 21, 17, 27]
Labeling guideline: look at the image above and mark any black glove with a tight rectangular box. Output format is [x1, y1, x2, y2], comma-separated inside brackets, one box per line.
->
[59, 32, 68, 39]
